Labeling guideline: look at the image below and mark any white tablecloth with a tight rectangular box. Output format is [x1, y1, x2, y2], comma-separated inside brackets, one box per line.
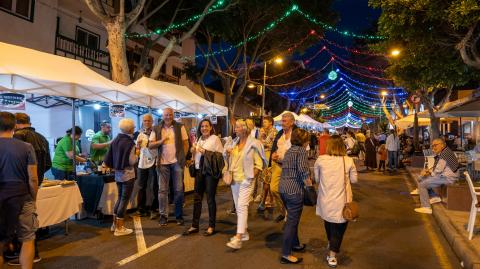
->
[36, 184, 83, 228]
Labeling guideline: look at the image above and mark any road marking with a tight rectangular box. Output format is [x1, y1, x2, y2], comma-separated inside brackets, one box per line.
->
[132, 216, 147, 253]
[404, 174, 453, 269]
[117, 234, 181, 266]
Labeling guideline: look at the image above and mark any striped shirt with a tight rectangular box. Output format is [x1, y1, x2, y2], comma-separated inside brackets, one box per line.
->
[279, 145, 309, 195]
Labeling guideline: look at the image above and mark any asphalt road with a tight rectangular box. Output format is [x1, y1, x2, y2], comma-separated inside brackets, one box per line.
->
[26, 170, 461, 269]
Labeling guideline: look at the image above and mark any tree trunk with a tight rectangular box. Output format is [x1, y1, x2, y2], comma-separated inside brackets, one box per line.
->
[413, 105, 420, 151]
[150, 37, 177, 80]
[106, 22, 131, 85]
[425, 102, 441, 140]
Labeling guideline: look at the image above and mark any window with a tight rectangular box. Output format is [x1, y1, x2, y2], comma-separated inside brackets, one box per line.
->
[172, 66, 182, 79]
[0, 0, 34, 21]
[76, 27, 100, 50]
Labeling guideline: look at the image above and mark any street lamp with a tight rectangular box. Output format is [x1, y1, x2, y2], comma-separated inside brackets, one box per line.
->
[381, 90, 388, 97]
[247, 83, 256, 89]
[262, 56, 283, 117]
[320, 94, 325, 99]
[390, 49, 401, 57]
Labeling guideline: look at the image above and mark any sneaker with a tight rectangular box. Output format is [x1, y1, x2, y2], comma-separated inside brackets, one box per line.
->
[229, 232, 249, 243]
[159, 216, 168, 226]
[326, 255, 337, 268]
[414, 207, 433, 214]
[410, 188, 419, 195]
[114, 227, 133, 236]
[226, 237, 242, 249]
[150, 211, 160, 220]
[176, 218, 185, 226]
[429, 197, 442, 204]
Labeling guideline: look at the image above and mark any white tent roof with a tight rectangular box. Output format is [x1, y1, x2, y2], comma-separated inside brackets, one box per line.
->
[297, 114, 322, 128]
[0, 42, 147, 106]
[395, 114, 431, 129]
[274, 111, 299, 122]
[127, 77, 227, 116]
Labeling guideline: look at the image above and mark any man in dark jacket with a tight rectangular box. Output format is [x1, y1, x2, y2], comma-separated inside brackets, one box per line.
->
[269, 112, 298, 222]
[14, 113, 51, 185]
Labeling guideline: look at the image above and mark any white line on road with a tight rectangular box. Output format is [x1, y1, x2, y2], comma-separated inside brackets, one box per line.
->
[132, 216, 147, 253]
[117, 234, 182, 267]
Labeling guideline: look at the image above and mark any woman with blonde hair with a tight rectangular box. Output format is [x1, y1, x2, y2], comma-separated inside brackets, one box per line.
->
[103, 118, 139, 236]
[225, 119, 266, 249]
[314, 135, 358, 267]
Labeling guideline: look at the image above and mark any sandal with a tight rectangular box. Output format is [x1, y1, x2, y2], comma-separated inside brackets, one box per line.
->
[182, 227, 199, 236]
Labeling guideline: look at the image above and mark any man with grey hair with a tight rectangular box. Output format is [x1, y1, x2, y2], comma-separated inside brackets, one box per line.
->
[269, 112, 297, 222]
[414, 138, 459, 214]
[149, 108, 189, 226]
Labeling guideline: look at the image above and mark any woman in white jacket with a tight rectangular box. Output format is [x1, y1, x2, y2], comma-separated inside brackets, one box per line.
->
[225, 119, 266, 250]
[314, 135, 358, 268]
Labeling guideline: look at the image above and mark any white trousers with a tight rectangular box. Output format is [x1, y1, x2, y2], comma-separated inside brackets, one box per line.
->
[231, 178, 255, 234]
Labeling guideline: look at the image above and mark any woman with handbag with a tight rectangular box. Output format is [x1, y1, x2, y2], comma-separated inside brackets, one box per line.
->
[183, 119, 224, 236]
[225, 119, 266, 250]
[314, 135, 358, 268]
[278, 128, 312, 264]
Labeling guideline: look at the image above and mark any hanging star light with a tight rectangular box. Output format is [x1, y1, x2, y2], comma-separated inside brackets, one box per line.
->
[328, 70, 338, 80]
[347, 100, 353, 107]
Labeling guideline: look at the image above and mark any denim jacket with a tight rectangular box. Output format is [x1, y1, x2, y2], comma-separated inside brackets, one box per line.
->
[224, 136, 267, 180]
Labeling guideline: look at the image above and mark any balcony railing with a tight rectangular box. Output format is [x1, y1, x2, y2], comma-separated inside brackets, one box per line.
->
[157, 72, 180, 84]
[54, 34, 110, 72]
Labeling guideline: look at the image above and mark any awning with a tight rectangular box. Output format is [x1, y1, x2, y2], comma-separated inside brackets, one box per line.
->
[127, 77, 227, 116]
[0, 42, 147, 106]
[395, 114, 431, 129]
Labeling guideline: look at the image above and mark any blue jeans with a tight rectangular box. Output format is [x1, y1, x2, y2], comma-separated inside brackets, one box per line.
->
[158, 163, 184, 219]
[51, 167, 74, 180]
[387, 151, 398, 170]
[113, 179, 135, 218]
[280, 192, 304, 256]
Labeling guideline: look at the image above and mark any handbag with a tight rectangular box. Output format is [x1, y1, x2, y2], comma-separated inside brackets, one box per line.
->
[342, 157, 359, 221]
[188, 161, 196, 178]
[303, 185, 317, 206]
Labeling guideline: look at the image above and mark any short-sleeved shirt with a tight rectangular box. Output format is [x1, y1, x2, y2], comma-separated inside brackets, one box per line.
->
[276, 131, 292, 161]
[52, 135, 80, 172]
[90, 131, 110, 162]
[0, 138, 36, 199]
[149, 125, 188, 165]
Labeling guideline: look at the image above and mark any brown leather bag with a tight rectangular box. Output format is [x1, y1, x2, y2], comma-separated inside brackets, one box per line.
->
[342, 157, 359, 221]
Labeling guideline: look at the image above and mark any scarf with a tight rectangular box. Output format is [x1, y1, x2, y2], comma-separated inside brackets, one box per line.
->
[433, 147, 459, 172]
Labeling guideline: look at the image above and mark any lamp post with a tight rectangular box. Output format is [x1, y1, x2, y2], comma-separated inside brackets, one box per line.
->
[261, 57, 283, 117]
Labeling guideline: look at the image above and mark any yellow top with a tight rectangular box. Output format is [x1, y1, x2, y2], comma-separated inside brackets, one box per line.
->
[231, 145, 263, 182]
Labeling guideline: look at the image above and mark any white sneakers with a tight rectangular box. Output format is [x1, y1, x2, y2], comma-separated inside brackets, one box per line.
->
[326, 255, 337, 268]
[429, 197, 442, 204]
[414, 207, 433, 214]
[226, 237, 242, 249]
[410, 188, 419, 195]
[241, 232, 250, 241]
[114, 227, 133, 236]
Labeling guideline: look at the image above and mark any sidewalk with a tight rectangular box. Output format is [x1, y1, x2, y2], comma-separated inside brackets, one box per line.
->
[406, 167, 480, 269]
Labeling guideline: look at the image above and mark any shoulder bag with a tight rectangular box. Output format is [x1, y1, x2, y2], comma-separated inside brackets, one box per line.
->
[342, 157, 359, 221]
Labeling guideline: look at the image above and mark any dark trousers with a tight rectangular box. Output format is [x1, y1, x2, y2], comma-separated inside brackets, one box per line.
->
[280, 192, 304, 256]
[136, 166, 158, 213]
[324, 221, 348, 253]
[114, 179, 135, 218]
[378, 160, 386, 170]
[192, 171, 219, 229]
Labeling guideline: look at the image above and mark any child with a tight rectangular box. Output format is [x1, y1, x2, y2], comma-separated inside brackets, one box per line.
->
[377, 144, 387, 172]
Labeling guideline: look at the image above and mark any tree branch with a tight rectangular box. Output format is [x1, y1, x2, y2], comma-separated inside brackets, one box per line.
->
[179, 0, 217, 43]
[136, 0, 171, 26]
[126, 0, 147, 27]
[84, 0, 110, 22]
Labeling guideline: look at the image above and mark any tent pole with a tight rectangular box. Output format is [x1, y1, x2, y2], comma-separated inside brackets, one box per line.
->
[460, 117, 463, 150]
[71, 98, 77, 180]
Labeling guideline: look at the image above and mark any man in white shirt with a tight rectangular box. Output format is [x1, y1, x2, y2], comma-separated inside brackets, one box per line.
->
[414, 138, 459, 214]
[148, 108, 189, 226]
[269, 112, 296, 222]
[134, 114, 158, 219]
[385, 129, 399, 172]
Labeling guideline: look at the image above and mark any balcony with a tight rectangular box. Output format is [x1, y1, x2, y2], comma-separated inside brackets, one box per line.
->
[157, 72, 180, 85]
[54, 34, 110, 72]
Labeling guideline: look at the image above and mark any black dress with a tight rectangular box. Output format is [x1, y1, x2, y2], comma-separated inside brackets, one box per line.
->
[365, 137, 378, 169]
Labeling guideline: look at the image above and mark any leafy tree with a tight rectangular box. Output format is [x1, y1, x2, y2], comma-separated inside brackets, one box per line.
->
[369, 0, 480, 139]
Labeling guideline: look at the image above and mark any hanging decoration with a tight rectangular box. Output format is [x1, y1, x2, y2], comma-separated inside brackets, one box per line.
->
[328, 70, 338, 80]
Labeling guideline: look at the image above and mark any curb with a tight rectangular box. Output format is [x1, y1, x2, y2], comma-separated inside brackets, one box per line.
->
[405, 168, 480, 269]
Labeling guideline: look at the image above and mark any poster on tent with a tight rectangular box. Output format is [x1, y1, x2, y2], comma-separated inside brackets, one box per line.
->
[109, 104, 125, 118]
[0, 92, 26, 111]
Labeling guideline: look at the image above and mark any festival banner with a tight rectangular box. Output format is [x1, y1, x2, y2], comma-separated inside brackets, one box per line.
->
[109, 104, 125, 118]
[0, 92, 26, 110]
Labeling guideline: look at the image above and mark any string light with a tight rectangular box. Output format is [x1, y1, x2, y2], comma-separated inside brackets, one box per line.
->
[126, 0, 228, 38]
[313, 33, 387, 57]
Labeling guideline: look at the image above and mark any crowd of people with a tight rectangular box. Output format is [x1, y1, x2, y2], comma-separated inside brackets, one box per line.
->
[0, 108, 466, 268]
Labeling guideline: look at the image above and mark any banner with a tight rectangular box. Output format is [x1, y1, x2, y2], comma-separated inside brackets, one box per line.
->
[0, 92, 26, 110]
[109, 104, 125, 118]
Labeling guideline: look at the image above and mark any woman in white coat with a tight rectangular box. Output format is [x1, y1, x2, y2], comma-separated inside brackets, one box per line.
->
[225, 119, 266, 250]
[314, 135, 358, 268]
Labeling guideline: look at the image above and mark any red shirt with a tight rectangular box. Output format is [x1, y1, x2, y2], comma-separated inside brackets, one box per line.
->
[318, 134, 330, 155]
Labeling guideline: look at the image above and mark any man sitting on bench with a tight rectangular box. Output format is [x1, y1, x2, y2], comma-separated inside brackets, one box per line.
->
[414, 138, 459, 214]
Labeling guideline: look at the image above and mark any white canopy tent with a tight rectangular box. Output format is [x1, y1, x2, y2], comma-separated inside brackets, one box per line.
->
[297, 114, 323, 129]
[127, 77, 228, 116]
[395, 114, 431, 129]
[274, 111, 299, 122]
[0, 42, 147, 106]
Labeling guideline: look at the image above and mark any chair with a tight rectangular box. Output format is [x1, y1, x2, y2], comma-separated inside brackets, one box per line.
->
[464, 171, 480, 240]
